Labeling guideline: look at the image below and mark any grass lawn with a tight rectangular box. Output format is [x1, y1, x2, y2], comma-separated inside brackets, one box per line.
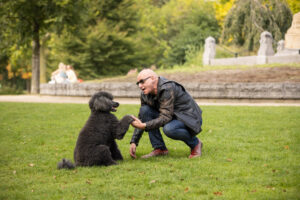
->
[0, 102, 299, 199]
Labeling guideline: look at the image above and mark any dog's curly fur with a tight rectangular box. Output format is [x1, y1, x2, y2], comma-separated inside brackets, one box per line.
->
[57, 91, 133, 169]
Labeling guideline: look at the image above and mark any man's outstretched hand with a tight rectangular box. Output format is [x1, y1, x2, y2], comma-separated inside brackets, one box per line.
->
[130, 143, 137, 159]
[130, 115, 146, 130]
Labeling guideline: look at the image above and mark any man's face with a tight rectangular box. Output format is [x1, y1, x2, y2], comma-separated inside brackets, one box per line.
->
[136, 74, 154, 95]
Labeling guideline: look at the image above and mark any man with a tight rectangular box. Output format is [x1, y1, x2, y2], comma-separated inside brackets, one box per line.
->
[130, 69, 203, 159]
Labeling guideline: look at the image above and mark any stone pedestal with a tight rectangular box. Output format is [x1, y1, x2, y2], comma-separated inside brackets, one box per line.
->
[285, 12, 300, 49]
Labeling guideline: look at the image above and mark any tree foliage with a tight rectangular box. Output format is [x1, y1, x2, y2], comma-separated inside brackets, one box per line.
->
[222, 0, 293, 51]
[48, 0, 140, 79]
[286, 0, 300, 14]
[134, 0, 220, 67]
[0, 0, 84, 93]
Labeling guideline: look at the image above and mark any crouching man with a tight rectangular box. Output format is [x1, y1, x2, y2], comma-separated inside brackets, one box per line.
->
[130, 69, 203, 159]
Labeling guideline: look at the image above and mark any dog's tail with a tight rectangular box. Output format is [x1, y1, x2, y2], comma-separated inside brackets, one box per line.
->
[57, 158, 75, 170]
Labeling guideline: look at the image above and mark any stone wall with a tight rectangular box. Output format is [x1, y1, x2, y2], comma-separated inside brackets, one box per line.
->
[210, 54, 300, 66]
[40, 82, 300, 99]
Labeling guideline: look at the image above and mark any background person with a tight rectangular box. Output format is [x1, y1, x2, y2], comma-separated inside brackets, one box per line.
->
[49, 62, 68, 84]
[130, 69, 203, 159]
[66, 65, 78, 83]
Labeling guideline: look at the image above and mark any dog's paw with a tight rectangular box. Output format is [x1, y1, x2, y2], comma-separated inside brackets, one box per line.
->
[124, 115, 135, 123]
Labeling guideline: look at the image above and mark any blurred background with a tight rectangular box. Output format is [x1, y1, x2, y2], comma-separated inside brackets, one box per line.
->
[0, 0, 299, 94]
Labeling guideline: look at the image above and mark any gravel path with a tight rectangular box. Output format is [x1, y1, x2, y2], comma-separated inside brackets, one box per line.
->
[1, 95, 300, 106]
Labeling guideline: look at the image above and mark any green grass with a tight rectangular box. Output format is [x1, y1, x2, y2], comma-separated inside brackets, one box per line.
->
[0, 102, 299, 199]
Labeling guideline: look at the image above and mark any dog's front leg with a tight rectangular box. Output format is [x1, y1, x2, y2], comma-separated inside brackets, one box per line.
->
[110, 141, 123, 161]
[114, 115, 134, 140]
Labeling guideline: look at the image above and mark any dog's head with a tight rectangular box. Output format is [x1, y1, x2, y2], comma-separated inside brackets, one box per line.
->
[89, 91, 119, 112]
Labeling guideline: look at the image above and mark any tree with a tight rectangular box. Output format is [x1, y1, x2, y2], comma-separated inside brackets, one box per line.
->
[0, 0, 83, 93]
[286, 0, 300, 14]
[133, 0, 220, 67]
[222, 0, 293, 51]
[48, 0, 141, 79]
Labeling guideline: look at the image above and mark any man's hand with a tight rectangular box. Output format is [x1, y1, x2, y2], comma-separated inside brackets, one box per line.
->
[130, 143, 137, 159]
[131, 115, 146, 130]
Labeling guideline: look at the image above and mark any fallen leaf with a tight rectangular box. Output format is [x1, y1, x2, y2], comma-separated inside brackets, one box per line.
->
[184, 187, 189, 193]
[284, 145, 289, 149]
[283, 189, 286, 192]
[149, 180, 156, 184]
[251, 189, 257, 193]
[29, 163, 34, 167]
[86, 180, 91, 185]
[226, 158, 232, 162]
[53, 176, 56, 179]
[13, 170, 16, 174]
[266, 186, 275, 190]
[272, 169, 276, 173]
[213, 191, 222, 196]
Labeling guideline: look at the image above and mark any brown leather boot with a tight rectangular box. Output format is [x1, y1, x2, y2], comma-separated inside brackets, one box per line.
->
[141, 149, 169, 159]
[189, 139, 203, 158]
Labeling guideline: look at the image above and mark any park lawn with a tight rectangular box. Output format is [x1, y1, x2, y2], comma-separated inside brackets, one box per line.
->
[0, 102, 299, 200]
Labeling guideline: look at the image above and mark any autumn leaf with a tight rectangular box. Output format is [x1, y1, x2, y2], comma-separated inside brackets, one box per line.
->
[86, 180, 92, 185]
[284, 145, 289, 150]
[226, 158, 232, 162]
[149, 180, 156, 184]
[213, 191, 223, 196]
[29, 163, 34, 167]
[184, 187, 189, 193]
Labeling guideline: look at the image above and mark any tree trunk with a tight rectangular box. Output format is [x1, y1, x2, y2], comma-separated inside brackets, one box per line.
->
[31, 23, 40, 94]
[40, 44, 46, 84]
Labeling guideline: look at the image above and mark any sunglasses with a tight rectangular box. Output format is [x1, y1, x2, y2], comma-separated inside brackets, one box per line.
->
[136, 76, 151, 86]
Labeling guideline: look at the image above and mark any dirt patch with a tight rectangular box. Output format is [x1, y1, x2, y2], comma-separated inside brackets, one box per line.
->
[102, 66, 300, 83]
[162, 67, 300, 83]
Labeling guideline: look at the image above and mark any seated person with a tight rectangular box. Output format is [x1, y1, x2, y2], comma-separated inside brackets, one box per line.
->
[66, 65, 78, 83]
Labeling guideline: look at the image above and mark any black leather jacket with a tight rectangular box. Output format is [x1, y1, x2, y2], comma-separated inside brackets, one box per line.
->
[130, 77, 202, 146]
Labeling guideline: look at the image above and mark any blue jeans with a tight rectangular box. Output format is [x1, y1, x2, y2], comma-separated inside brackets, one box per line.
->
[139, 105, 199, 150]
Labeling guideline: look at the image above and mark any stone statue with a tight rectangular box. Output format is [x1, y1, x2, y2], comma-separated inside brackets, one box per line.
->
[203, 36, 216, 65]
[257, 31, 274, 56]
[276, 40, 285, 53]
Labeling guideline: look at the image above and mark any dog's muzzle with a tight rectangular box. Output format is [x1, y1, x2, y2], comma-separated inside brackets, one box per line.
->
[111, 101, 119, 112]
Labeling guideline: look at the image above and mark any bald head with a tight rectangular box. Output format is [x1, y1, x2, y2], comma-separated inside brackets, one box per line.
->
[138, 69, 158, 79]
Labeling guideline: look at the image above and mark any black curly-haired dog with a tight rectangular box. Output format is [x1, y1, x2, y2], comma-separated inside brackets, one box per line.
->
[57, 91, 133, 169]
